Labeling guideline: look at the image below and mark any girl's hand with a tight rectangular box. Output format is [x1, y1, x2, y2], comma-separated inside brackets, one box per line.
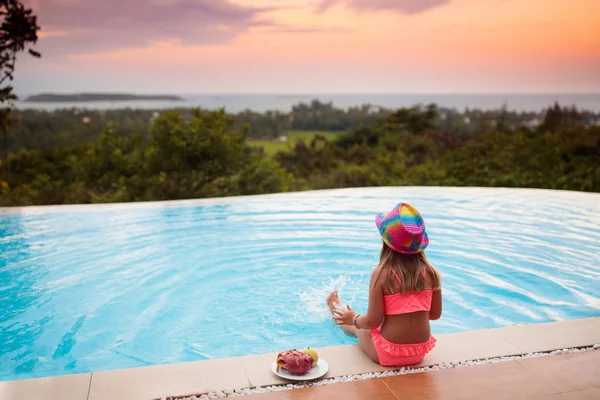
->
[332, 305, 358, 326]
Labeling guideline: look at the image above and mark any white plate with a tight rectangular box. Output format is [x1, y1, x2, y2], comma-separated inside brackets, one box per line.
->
[271, 359, 329, 381]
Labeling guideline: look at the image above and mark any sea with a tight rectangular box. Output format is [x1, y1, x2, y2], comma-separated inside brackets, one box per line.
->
[14, 93, 600, 113]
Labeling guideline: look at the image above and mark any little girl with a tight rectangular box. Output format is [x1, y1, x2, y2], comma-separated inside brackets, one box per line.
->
[327, 203, 442, 367]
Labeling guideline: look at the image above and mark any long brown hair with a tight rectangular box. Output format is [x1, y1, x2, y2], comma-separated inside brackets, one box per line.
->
[372, 242, 441, 294]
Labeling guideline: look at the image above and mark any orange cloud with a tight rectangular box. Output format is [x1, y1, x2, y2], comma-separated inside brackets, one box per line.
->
[38, 30, 70, 39]
[19, 0, 600, 93]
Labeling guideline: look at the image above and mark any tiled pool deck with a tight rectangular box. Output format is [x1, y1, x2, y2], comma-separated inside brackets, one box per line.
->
[1, 317, 599, 400]
[244, 350, 600, 400]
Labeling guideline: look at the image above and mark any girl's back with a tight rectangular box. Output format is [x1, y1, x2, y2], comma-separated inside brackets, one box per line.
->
[373, 246, 442, 345]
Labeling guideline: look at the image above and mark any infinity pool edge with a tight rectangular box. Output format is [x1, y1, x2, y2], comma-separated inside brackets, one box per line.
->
[2, 186, 598, 215]
[1, 317, 599, 400]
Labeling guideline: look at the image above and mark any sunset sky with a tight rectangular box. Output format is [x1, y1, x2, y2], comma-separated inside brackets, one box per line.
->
[17, 0, 600, 94]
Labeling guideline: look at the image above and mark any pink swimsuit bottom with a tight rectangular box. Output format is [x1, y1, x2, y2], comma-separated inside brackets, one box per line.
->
[371, 268, 436, 367]
[371, 327, 436, 367]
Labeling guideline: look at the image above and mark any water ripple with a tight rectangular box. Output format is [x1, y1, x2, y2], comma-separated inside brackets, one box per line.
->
[0, 187, 599, 381]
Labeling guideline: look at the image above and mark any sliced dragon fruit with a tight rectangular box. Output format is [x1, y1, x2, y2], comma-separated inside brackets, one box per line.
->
[276, 349, 314, 375]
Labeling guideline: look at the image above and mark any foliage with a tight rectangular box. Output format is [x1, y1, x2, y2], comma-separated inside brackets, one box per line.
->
[0, 0, 40, 187]
[248, 130, 340, 157]
[0, 108, 295, 205]
[1, 103, 599, 206]
[8, 101, 600, 154]
[0, 0, 39, 93]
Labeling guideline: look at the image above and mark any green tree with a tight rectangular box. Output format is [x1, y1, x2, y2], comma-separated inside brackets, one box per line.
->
[2, 103, 599, 207]
[144, 108, 248, 200]
[0, 0, 40, 188]
[236, 154, 295, 195]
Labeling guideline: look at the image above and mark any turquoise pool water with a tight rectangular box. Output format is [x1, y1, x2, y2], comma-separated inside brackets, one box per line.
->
[1, 187, 599, 381]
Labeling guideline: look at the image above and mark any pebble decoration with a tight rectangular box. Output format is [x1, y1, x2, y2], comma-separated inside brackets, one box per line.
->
[162, 344, 600, 400]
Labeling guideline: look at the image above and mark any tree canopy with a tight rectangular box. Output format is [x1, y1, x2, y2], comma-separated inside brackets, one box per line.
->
[1, 103, 598, 206]
[0, 0, 40, 185]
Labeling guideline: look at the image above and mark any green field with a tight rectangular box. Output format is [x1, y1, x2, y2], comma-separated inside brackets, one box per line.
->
[248, 130, 341, 156]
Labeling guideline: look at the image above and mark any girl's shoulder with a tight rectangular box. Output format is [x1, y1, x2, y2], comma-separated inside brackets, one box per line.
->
[424, 264, 442, 291]
[369, 266, 387, 287]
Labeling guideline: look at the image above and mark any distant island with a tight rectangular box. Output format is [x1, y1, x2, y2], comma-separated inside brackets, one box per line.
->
[25, 93, 185, 103]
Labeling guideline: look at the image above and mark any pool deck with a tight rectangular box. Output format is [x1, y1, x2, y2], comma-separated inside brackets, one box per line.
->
[1, 317, 599, 400]
[243, 350, 600, 400]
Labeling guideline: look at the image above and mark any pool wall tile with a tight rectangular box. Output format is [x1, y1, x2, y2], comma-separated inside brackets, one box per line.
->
[87, 357, 249, 400]
[382, 360, 560, 400]
[516, 350, 600, 393]
[240, 345, 392, 387]
[244, 379, 399, 400]
[420, 328, 523, 365]
[501, 317, 600, 354]
[540, 388, 600, 400]
[0, 373, 91, 400]
[240, 351, 287, 387]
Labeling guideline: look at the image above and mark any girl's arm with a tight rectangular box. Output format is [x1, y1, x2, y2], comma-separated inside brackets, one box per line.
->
[429, 289, 442, 320]
[356, 270, 385, 329]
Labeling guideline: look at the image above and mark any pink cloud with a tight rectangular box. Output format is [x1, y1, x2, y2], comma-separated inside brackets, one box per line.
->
[318, 0, 452, 14]
[27, 0, 276, 56]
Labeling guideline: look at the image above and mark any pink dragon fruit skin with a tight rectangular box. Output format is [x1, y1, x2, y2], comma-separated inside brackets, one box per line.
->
[276, 350, 314, 375]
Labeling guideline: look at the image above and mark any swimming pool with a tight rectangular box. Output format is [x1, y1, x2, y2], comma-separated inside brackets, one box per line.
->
[1, 187, 599, 381]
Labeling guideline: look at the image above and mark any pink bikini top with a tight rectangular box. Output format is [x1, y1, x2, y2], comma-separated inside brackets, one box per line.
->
[384, 268, 433, 315]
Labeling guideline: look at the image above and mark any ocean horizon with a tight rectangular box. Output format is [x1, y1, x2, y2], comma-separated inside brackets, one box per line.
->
[14, 93, 600, 113]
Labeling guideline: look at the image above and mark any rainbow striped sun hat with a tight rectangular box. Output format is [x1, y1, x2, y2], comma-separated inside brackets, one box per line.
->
[375, 203, 429, 254]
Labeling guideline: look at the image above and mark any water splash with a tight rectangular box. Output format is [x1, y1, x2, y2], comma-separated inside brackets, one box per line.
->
[298, 275, 363, 323]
